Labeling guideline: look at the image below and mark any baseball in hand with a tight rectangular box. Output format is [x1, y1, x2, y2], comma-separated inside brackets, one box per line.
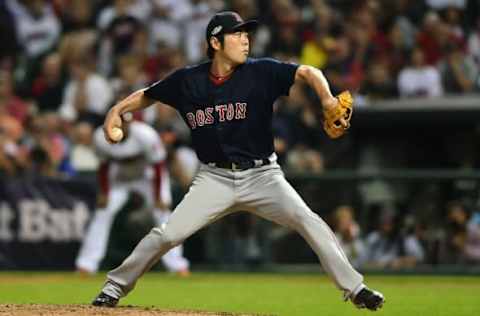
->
[110, 127, 124, 142]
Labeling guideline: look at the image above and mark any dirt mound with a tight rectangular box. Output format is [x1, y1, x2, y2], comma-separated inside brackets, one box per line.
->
[0, 305, 267, 316]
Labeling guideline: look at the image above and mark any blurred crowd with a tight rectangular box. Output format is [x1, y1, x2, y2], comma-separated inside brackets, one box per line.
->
[1, 0, 480, 268]
[328, 201, 480, 269]
[2, 0, 480, 177]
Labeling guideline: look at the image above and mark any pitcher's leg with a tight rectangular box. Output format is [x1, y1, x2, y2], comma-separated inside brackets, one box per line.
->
[102, 170, 235, 299]
[244, 169, 363, 295]
[153, 210, 190, 273]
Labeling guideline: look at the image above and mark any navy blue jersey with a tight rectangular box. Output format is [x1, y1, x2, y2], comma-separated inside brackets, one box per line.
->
[144, 58, 299, 163]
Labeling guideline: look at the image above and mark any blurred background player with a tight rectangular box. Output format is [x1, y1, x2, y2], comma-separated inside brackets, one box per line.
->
[75, 115, 190, 276]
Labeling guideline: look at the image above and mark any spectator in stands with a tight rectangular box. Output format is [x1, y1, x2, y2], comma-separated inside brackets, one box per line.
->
[0, 70, 30, 125]
[387, 1, 419, 50]
[467, 18, 480, 66]
[24, 113, 73, 177]
[129, 0, 154, 22]
[183, 0, 218, 63]
[384, 20, 410, 78]
[438, 42, 479, 93]
[442, 5, 465, 41]
[6, 0, 61, 59]
[230, 0, 258, 22]
[148, 0, 186, 51]
[266, 0, 303, 59]
[60, 0, 95, 33]
[59, 56, 113, 127]
[111, 55, 148, 98]
[0, 114, 27, 176]
[31, 53, 66, 112]
[144, 42, 187, 84]
[152, 0, 192, 22]
[323, 34, 362, 94]
[6, 0, 61, 93]
[129, 27, 150, 70]
[70, 121, 98, 173]
[398, 215, 427, 267]
[364, 210, 425, 269]
[58, 26, 97, 69]
[97, 0, 144, 31]
[417, 10, 464, 66]
[0, 129, 16, 176]
[363, 211, 397, 269]
[97, 0, 145, 76]
[349, 0, 388, 61]
[29, 145, 58, 178]
[331, 205, 366, 268]
[397, 47, 443, 97]
[442, 201, 469, 263]
[464, 211, 480, 263]
[417, 11, 445, 65]
[361, 61, 398, 100]
[0, 1, 18, 68]
[56, 0, 97, 69]
[299, 6, 335, 69]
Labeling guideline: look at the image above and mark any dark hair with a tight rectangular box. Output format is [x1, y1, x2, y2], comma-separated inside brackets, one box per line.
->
[207, 34, 225, 59]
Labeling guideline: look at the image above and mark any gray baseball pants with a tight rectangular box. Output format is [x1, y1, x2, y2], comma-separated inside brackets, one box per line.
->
[102, 160, 363, 299]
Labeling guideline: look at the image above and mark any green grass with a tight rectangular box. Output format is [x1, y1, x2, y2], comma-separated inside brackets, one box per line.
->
[0, 272, 479, 316]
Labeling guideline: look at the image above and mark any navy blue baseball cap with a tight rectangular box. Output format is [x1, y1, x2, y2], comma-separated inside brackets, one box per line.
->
[206, 11, 258, 41]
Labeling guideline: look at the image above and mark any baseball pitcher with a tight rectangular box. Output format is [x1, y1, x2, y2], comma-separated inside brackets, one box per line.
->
[92, 11, 384, 311]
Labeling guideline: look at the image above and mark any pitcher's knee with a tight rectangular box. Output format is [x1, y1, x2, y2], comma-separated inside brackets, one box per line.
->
[151, 225, 184, 248]
[288, 207, 320, 229]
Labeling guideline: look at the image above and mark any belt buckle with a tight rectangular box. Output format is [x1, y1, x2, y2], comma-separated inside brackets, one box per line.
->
[231, 162, 241, 171]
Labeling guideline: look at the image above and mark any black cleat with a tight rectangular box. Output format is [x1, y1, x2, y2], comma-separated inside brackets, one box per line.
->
[92, 292, 119, 307]
[352, 288, 385, 311]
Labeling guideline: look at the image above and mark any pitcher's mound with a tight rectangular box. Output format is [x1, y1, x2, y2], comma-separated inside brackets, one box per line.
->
[0, 304, 267, 316]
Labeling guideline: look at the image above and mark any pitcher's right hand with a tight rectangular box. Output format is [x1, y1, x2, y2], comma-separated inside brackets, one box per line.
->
[103, 108, 123, 143]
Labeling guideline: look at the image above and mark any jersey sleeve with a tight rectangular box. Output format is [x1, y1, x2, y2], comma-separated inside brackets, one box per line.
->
[260, 58, 299, 97]
[143, 68, 185, 109]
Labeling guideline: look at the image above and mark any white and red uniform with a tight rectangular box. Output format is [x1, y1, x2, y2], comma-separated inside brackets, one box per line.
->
[76, 121, 189, 273]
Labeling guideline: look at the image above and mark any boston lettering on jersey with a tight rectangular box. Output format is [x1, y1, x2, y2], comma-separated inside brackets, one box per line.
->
[186, 102, 247, 129]
[144, 58, 299, 163]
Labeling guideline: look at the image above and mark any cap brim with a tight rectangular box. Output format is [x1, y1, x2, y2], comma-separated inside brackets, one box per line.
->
[231, 20, 258, 32]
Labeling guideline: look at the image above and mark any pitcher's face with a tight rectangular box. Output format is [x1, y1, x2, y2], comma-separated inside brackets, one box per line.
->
[222, 31, 250, 64]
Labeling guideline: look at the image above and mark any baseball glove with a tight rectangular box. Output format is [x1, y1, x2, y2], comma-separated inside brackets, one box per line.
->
[322, 90, 353, 139]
